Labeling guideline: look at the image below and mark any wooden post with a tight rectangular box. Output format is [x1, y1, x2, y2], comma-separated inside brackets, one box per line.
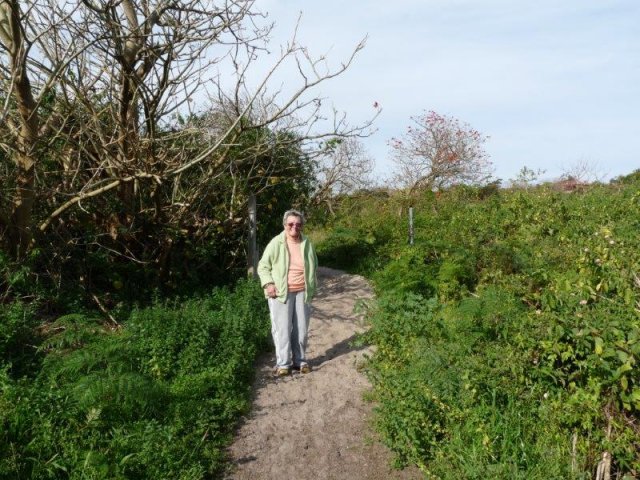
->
[408, 206, 414, 245]
[570, 432, 577, 474]
[248, 193, 258, 277]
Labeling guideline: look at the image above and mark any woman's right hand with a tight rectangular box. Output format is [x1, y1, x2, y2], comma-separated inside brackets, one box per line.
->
[265, 284, 278, 298]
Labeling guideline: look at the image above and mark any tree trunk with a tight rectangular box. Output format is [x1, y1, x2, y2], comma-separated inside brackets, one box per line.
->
[3, 0, 39, 259]
[8, 155, 35, 259]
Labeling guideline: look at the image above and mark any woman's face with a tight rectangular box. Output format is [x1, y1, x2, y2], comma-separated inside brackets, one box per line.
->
[284, 215, 303, 240]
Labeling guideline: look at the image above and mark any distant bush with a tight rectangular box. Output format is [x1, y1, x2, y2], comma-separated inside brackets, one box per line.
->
[611, 168, 640, 185]
[315, 226, 379, 273]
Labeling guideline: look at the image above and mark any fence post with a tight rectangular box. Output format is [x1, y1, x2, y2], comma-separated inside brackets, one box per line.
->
[409, 206, 414, 245]
[247, 193, 258, 277]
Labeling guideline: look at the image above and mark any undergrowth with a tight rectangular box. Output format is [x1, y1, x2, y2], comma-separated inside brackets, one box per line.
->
[0, 279, 270, 479]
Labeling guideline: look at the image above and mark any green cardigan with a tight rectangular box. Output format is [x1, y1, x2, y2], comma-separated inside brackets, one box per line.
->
[257, 231, 318, 303]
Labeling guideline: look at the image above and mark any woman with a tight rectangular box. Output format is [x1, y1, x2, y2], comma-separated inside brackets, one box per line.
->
[258, 209, 318, 376]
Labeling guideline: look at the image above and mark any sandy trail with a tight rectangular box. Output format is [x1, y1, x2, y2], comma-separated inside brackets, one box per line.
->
[224, 267, 422, 480]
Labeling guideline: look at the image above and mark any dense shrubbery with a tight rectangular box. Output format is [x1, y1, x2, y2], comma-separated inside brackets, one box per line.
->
[0, 279, 269, 479]
[316, 173, 640, 478]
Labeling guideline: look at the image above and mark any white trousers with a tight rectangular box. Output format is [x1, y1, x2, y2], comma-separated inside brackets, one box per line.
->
[268, 291, 310, 368]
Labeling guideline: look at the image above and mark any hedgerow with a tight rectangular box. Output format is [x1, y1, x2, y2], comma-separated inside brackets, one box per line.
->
[317, 174, 640, 478]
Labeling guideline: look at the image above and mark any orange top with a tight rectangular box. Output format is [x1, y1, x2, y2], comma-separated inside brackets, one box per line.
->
[287, 239, 305, 292]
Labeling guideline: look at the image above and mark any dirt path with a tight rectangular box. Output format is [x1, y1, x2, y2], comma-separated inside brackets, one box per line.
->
[224, 267, 422, 480]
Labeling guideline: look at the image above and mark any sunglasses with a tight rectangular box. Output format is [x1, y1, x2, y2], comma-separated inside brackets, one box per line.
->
[287, 222, 302, 228]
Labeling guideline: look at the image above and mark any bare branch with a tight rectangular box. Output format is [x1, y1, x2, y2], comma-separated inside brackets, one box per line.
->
[2, 0, 377, 270]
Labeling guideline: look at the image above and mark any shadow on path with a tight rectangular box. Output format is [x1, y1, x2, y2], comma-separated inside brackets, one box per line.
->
[311, 333, 369, 371]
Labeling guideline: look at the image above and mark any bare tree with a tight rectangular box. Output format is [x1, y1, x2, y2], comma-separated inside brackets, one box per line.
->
[0, 0, 377, 260]
[311, 137, 375, 214]
[389, 110, 493, 192]
[560, 158, 606, 184]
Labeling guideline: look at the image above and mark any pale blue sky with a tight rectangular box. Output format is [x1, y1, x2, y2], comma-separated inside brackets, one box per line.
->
[255, 0, 640, 183]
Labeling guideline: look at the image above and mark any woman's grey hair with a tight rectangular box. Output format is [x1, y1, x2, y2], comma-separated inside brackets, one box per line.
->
[282, 209, 305, 226]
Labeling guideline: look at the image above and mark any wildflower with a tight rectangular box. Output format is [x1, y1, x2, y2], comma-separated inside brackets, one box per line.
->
[579, 299, 588, 305]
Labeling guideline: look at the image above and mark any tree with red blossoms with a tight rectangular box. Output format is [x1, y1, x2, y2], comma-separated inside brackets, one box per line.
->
[389, 111, 494, 192]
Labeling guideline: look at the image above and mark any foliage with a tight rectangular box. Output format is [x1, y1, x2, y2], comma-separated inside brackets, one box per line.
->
[0, 251, 45, 377]
[314, 226, 379, 274]
[314, 176, 640, 477]
[312, 188, 401, 275]
[0, 279, 270, 479]
[0, 123, 316, 335]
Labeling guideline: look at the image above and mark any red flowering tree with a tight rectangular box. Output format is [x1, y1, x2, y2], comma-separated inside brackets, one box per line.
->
[389, 111, 493, 192]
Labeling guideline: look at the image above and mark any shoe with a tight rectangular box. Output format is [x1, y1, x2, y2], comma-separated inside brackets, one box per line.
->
[299, 364, 312, 374]
[274, 367, 290, 377]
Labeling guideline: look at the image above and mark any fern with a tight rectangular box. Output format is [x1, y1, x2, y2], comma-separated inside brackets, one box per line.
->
[72, 371, 169, 421]
[38, 313, 105, 353]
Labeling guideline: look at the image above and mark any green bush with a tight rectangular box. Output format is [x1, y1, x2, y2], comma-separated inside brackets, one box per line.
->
[315, 226, 383, 274]
[372, 247, 438, 297]
[0, 300, 39, 374]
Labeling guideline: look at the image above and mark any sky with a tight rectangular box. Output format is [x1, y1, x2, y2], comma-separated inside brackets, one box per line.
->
[253, 0, 640, 184]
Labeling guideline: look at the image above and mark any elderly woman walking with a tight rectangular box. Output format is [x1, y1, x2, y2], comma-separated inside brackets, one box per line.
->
[258, 209, 318, 376]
